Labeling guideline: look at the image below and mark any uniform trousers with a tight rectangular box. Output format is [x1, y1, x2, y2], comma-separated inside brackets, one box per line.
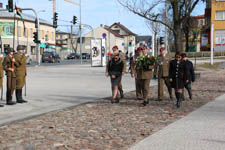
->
[158, 77, 172, 99]
[6, 76, 16, 97]
[136, 78, 150, 100]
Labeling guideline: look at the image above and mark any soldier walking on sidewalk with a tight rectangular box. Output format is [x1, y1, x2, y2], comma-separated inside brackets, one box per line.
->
[14, 45, 28, 103]
[3, 48, 17, 105]
[154, 47, 172, 101]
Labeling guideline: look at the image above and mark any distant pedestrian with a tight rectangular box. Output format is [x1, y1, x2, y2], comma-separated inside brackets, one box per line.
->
[106, 52, 124, 103]
[106, 45, 126, 99]
[14, 45, 28, 103]
[181, 53, 195, 100]
[2, 48, 17, 105]
[169, 51, 189, 108]
[154, 47, 172, 101]
[0, 54, 4, 107]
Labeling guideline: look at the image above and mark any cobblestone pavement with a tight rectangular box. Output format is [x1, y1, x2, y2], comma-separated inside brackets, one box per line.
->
[0, 68, 224, 150]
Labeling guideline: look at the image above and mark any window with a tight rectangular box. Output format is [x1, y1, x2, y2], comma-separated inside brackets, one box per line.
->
[216, 11, 225, 20]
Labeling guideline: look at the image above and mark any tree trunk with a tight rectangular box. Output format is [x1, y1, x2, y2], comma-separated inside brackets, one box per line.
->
[185, 31, 189, 52]
[174, 24, 183, 52]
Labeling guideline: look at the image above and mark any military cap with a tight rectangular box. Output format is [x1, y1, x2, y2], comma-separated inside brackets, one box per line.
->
[112, 45, 118, 50]
[181, 53, 187, 58]
[160, 47, 166, 52]
[17, 45, 25, 51]
[7, 48, 15, 53]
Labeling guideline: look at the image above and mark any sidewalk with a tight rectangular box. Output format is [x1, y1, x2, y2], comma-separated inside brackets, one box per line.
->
[129, 94, 225, 150]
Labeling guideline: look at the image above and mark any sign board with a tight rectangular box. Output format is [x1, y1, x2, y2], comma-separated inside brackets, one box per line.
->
[91, 38, 102, 66]
[0, 22, 14, 38]
[201, 34, 208, 47]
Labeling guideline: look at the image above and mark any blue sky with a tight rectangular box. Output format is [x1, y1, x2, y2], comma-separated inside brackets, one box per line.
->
[1, 0, 205, 35]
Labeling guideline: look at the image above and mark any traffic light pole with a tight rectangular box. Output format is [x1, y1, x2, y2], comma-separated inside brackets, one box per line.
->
[21, 8, 40, 66]
[79, 0, 82, 64]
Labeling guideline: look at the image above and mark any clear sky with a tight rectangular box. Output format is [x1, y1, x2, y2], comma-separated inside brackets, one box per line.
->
[1, 0, 205, 35]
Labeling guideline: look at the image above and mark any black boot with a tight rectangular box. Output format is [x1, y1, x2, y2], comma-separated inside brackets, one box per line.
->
[17, 89, 27, 103]
[16, 89, 23, 103]
[175, 93, 181, 108]
[142, 99, 149, 106]
[0, 104, 4, 107]
[6, 90, 16, 105]
[187, 87, 192, 100]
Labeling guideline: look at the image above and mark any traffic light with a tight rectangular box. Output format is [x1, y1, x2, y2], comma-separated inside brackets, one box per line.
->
[53, 12, 58, 28]
[159, 37, 164, 45]
[33, 32, 40, 43]
[8, 0, 14, 12]
[73, 16, 77, 24]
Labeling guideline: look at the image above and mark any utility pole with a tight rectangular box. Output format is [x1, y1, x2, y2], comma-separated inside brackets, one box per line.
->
[79, 0, 82, 64]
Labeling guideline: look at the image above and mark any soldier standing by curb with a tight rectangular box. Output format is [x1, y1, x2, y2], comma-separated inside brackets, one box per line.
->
[154, 47, 172, 101]
[106, 45, 126, 99]
[0, 54, 4, 107]
[2, 48, 17, 105]
[15, 45, 28, 103]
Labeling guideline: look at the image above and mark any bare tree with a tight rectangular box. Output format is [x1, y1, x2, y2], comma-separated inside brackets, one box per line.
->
[118, 0, 203, 52]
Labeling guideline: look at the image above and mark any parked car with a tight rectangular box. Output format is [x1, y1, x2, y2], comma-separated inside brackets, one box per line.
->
[82, 53, 91, 59]
[42, 52, 60, 63]
[67, 53, 80, 59]
[26, 55, 32, 65]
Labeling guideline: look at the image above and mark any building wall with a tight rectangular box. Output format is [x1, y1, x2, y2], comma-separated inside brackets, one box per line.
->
[84, 26, 125, 53]
[0, 18, 55, 61]
[211, 0, 225, 51]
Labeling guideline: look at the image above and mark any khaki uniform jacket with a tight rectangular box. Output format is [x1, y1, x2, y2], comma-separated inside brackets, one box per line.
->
[154, 54, 171, 78]
[0, 57, 3, 78]
[131, 55, 154, 80]
[106, 52, 126, 73]
[0, 57, 3, 88]
[14, 53, 27, 77]
[3, 55, 19, 77]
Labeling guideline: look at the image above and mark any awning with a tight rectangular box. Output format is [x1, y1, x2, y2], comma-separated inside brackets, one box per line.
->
[40, 43, 46, 48]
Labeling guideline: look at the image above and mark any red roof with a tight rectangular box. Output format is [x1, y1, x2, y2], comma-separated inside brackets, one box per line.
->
[193, 14, 205, 19]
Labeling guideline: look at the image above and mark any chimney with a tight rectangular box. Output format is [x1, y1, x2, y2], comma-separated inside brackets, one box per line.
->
[0, 3, 3, 8]
[100, 24, 103, 27]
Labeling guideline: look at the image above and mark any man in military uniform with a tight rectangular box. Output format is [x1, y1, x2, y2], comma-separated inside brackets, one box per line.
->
[131, 46, 154, 106]
[154, 47, 172, 101]
[0, 53, 4, 107]
[131, 47, 143, 100]
[2, 48, 18, 105]
[106, 45, 126, 98]
[14, 45, 28, 103]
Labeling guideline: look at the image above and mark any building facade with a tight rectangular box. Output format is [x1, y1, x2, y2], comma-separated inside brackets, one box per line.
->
[202, 0, 225, 51]
[211, 0, 225, 51]
[0, 7, 55, 61]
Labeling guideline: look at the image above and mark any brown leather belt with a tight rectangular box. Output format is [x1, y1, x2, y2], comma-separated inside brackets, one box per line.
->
[18, 65, 25, 69]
